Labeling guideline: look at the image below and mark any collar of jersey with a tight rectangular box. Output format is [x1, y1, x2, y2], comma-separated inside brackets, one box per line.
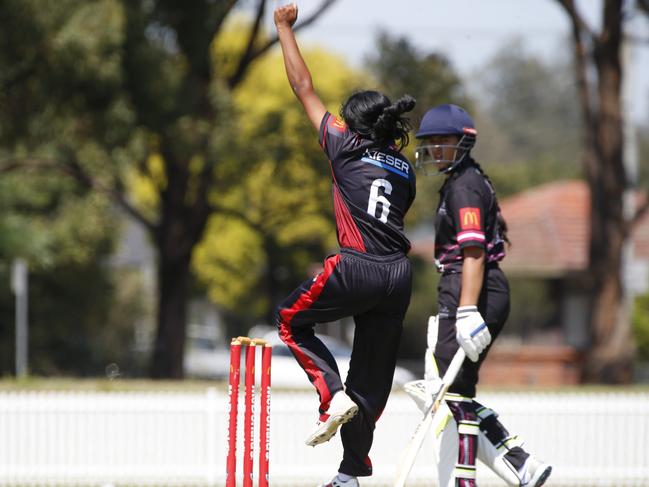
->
[439, 158, 476, 193]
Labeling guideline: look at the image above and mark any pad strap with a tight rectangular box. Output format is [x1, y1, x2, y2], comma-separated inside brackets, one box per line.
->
[496, 434, 524, 451]
[445, 392, 473, 403]
[454, 464, 477, 480]
[474, 400, 525, 451]
[457, 420, 480, 436]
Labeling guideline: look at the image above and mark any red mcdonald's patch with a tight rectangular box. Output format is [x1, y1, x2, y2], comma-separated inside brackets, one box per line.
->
[459, 207, 481, 230]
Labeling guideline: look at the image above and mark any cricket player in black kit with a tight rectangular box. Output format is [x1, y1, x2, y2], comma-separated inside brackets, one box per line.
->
[405, 104, 552, 487]
[274, 4, 416, 487]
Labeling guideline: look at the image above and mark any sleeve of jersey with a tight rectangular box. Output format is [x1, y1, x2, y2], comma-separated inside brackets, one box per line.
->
[448, 187, 486, 250]
[318, 111, 350, 162]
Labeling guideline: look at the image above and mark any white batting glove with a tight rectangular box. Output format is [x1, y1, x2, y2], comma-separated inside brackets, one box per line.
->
[455, 305, 491, 362]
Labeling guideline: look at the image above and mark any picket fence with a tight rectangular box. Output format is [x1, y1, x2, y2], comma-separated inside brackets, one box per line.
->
[0, 389, 647, 487]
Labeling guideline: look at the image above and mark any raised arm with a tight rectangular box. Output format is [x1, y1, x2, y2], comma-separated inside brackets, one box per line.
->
[274, 3, 326, 131]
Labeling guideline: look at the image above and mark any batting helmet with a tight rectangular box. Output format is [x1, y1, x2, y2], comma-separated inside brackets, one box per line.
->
[414, 104, 477, 174]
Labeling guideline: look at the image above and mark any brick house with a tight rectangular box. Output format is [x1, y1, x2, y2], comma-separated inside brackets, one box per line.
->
[410, 180, 649, 385]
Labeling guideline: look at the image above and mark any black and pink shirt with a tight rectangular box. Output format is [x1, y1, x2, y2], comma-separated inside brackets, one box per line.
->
[434, 159, 506, 273]
[319, 112, 416, 255]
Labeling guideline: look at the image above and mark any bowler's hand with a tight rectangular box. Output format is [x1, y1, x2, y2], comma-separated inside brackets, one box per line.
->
[274, 3, 298, 28]
[455, 306, 491, 362]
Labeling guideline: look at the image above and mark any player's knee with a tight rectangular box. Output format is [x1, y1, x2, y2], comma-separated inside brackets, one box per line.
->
[274, 304, 290, 330]
[276, 314, 292, 347]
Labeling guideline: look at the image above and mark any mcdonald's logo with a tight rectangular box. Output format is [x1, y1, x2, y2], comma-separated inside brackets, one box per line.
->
[459, 207, 481, 230]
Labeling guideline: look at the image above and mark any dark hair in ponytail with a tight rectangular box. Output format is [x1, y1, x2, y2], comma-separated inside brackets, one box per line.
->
[340, 91, 416, 150]
[473, 161, 511, 246]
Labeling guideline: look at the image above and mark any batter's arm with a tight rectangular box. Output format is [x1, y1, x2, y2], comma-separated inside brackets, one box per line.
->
[459, 246, 485, 306]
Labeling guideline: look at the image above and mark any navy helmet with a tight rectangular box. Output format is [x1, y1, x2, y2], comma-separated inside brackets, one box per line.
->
[414, 104, 477, 174]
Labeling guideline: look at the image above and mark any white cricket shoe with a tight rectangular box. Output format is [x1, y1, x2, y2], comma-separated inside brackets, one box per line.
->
[318, 474, 359, 487]
[305, 390, 358, 447]
[520, 456, 552, 487]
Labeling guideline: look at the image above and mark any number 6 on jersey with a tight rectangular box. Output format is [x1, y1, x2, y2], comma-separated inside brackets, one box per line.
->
[367, 178, 392, 223]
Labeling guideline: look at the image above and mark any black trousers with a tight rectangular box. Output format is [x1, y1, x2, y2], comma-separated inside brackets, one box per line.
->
[434, 266, 510, 397]
[275, 248, 412, 477]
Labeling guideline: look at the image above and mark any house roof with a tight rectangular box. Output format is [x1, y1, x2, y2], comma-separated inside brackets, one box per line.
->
[500, 180, 589, 276]
[410, 179, 649, 277]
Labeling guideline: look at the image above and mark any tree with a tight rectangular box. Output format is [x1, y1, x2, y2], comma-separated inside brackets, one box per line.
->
[639, 122, 649, 189]
[474, 41, 581, 166]
[367, 31, 471, 133]
[0, 163, 146, 376]
[468, 41, 583, 198]
[554, 0, 649, 382]
[0, 0, 338, 378]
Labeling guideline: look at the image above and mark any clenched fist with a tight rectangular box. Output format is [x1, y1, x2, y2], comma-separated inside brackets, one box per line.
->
[274, 3, 298, 28]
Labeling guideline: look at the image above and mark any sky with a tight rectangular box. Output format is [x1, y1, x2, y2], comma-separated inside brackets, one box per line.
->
[269, 0, 649, 124]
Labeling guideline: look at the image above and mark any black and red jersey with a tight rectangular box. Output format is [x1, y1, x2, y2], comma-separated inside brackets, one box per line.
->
[434, 159, 506, 273]
[319, 112, 416, 255]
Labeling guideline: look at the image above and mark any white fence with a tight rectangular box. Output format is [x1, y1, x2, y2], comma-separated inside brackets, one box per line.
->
[0, 389, 647, 486]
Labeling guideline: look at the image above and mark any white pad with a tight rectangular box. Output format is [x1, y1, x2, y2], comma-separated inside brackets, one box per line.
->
[435, 411, 480, 487]
[476, 407, 526, 486]
[434, 405, 457, 487]
[434, 403, 529, 487]
[477, 433, 527, 486]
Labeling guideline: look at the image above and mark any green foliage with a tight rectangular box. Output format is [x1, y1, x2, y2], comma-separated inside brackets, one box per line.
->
[0, 0, 145, 376]
[52, 0, 125, 89]
[0, 259, 134, 376]
[0, 0, 134, 151]
[367, 31, 472, 125]
[0, 170, 116, 268]
[0, 0, 137, 256]
[194, 216, 266, 315]
[0, 161, 141, 376]
[633, 292, 649, 361]
[472, 41, 581, 171]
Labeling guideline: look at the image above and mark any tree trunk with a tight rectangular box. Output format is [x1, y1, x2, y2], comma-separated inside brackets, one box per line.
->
[148, 145, 210, 378]
[150, 251, 192, 379]
[581, 0, 634, 382]
[585, 207, 633, 381]
[263, 237, 282, 325]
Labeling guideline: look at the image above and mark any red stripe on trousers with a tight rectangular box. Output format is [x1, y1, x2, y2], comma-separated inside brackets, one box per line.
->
[278, 254, 341, 411]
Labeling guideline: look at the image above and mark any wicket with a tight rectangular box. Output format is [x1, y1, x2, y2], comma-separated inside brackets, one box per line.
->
[226, 336, 272, 487]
